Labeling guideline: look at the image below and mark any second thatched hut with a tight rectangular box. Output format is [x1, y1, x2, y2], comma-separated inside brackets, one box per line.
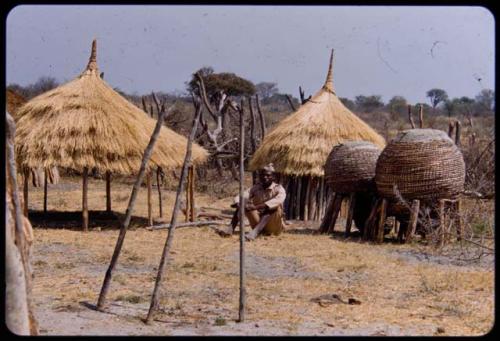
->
[249, 50, 385, 221]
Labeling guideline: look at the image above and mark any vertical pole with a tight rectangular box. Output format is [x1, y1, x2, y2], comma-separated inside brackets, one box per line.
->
[97, 100, 167, 311]
[156, 167, 163, 218]
[144, 96, 202, 323]
[189, 165, 195, 222]
[106, 171, 112, 213]
[309, 178, 318, 221]
[344, 193, 356, 238]
[82, 167, 89, 232]
[455, 199, 463, 241]
[295, 176, 302, 220]
[405, 199, 420, 243]
[185, 167, 191, 222]
[147, 171, 153, 226]
[23, 168, 29, 217]
[418, 104, 424, 128]
[448, 121, 455, 138]
[43, 169, 48, 214]
[318, 178, 325, 221]
[408, 105, 416, 129]
[455, 121, 461, 147]
[303, 177, 310, 222]
[327, 193, 343, 234]
[438, 199, 446, 247]
[238, 100, 246, 323]
[376, 199, 387, 243]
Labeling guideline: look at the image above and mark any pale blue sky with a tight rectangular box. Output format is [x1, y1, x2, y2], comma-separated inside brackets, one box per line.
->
[6, 5, 495, 104]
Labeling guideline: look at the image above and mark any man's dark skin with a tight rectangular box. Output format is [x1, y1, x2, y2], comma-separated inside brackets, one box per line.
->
[225, 169, 276, 239]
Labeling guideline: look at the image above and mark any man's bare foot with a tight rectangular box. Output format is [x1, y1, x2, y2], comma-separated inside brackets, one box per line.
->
[245, 233, 256, 241]
[217, 226, 234, 237]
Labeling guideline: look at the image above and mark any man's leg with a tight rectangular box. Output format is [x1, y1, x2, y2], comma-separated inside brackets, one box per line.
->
[263, 206, 284, 236]
[245, 213, 272, 240]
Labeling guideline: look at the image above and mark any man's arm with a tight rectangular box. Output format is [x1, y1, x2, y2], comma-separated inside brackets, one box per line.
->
[263, 185, 286, 210]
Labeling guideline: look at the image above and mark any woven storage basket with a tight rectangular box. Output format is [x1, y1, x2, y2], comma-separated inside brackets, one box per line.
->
[375, 129, 465, 201]
[324, 141, 382, 193]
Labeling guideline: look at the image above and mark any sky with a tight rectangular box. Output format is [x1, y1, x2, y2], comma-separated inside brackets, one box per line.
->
[6, 5, 495, 104]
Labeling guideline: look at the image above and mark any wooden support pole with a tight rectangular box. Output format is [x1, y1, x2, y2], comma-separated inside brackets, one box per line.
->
[327, 193, 343, 234]
[82, 167, 89, 232]
[408, 105, 415, 129]
[438, 199, 446, 247]
[189, 165, 195, 222]
[318, 178, 325, 221]
[147, 171, 153, 226]
[376, 199, 387, 243]
[156, 167, 163, 218]
[363, 198, 381, 241]
[185, 167, 191, 222]
[303, 177, 311, 222]
[310, 178, 318, 221]
[448, 121, 455, 138]
[255, 94, 267, 139]
[455, 199, 463, 241]
[43, 169, 48, 214]
[455, 121, 461, 147]
[295, 177, 302, 220]
[418, 104, 424, 128]
[23, 168, 29, 217]
[145, 95, 202, 323]
[405, 199, 420, 243]
[319, 193, 335, 233]
[238, 99, 246, 323]
[97, 98, 168, 311]
[344, 193, 356, 238]
[106, 171, 111, 213]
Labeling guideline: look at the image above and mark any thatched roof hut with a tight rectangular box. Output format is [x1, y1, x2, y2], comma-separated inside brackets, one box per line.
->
[249, 50, 385, 177]
[14, 40, 208, 174]
[249, 50, 385, 221]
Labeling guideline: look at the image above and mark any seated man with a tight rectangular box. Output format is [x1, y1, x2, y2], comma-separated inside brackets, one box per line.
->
[221, 163, 286, 240]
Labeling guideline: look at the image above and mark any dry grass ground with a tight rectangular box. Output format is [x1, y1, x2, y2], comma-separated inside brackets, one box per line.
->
[26, 175, 493, 336]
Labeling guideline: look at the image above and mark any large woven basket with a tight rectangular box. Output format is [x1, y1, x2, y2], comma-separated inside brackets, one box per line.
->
[324, 141, 382, 193]
[375, 129, 465, 201]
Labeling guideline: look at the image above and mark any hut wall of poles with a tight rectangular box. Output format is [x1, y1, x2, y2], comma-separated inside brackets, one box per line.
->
[280, 174, 331, 221]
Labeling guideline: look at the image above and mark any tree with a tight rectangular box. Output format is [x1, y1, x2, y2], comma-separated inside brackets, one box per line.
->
[387, 96, 407, 118]
[339, 97, 356, 111]
[475, 89, 494, 114]
[255, 82, 279, 99]
[354, 95, 384, 113]
[426, 88, 448, 109]
[7, 76, 60, 100]
[187, 67, 256, 99]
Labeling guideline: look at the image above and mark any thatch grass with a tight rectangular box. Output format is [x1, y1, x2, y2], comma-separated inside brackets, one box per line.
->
[14, 40, 208, 175]
[250, 50, 385, 176]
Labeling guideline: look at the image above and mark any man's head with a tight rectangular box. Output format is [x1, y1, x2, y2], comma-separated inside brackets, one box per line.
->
[259, 163, 275, 188]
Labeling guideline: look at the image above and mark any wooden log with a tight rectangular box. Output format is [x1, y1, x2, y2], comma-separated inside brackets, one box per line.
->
[82, 167, 89, 232]
[106, 171, 111, 213]
[344, 193, 356, 238]
[238, 99, 246, 323]
[145, 95, 203, 323]
[438, 199, 446, 247]
[97, 97, 168, 311]
[146, 220, 228, 230]
[375, 199, 387, 243]
[408, 105, 415, 129]
[156, 167, 163, 218]
[189, 165, 195, 222]
[23, 168, 29, 217]
[405, 199, 420, 243]
[327, 193, 344, 234]
[43, 169, 48, 214]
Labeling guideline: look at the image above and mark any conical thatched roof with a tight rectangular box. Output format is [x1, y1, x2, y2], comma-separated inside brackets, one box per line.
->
[14, 40, 208, 174]
[249, 50, 385, 177]
[6, 89, 27, 118]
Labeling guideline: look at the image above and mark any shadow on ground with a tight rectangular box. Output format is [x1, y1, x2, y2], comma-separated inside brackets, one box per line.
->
[28, 210, 153, 230]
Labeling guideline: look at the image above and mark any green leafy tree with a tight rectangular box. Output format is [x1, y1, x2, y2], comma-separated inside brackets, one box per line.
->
[474, 89, 494, 114]
[255, 82, 279, 99]
[339, 97, 356, 111]
[387, 96, 408, 118]
[354, 95, 384, 113]
[426, 88, 448, 108]
[187, 67, 256, 98]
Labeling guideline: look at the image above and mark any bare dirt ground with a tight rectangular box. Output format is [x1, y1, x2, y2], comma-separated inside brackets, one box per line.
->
[26, 176, 494, 336]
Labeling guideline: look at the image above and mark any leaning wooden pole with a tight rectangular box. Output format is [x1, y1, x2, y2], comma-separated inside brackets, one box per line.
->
[97, 100, 168, 311]
[185, 166, 191, 222]
[238, 99, 246, 323]
[145, 96, 202, 324]
[189, 165, 196, 222]
[82, 167, 89, 232]
[157, 167, 163, 218]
